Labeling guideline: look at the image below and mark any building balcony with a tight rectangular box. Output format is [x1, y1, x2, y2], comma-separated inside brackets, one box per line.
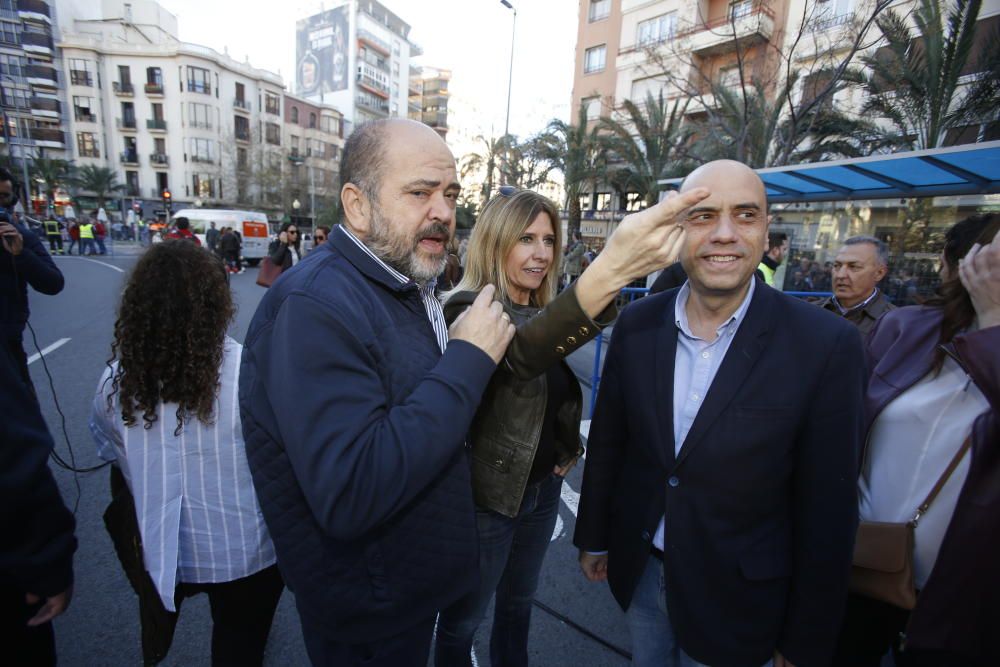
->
[356, 95, 389, 116]
[144, 83, 164, 96]
[120, 151, 139, 165]
[113, 81, 134, 96]
[25, 64, 57, 88]
[21, 31, 53, 56]
[421, 112, 448, 130]
[117, 118, 137, 131]
[31, 127, 64, 146]
[235, 130, 250, 142]
[187, 81, 211, 94]
[69, 70, 92, 87]
[357, 73, 390, 99]
[29, 96, 60, 119]
[677, 2, 775, 57]
[78, 148, 101, 158]
[74, 110, 97, 123]
[125, 186, 141, 197]
[149, 153, 169, 167]
[234, 98, 251, 113]
[191, 154, 215, 164]
[357, 29, 391, 56]
[146, 119, 167, 132]
[189, 120, 212, 130]
[18, 0, 52, 24]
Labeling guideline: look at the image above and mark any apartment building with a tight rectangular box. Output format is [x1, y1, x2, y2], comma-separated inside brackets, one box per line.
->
[283, 93, 345, 224]
[0, 0, 69, 210]
[57, 0, 285, 216]
[295, 0, 421, 129]
[408, 65, 450, 139]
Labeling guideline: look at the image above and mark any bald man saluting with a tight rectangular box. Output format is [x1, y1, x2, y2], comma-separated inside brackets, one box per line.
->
[575, 161, 865, 667]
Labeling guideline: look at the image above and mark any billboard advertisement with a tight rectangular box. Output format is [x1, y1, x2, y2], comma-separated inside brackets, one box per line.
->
[296, 6, 349, 97]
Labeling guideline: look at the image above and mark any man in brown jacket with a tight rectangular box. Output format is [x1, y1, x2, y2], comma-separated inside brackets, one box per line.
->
[814, 236, 895, 336]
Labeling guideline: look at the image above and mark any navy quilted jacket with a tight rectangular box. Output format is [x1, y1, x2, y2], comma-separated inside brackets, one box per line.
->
[239, 228, 497, 642]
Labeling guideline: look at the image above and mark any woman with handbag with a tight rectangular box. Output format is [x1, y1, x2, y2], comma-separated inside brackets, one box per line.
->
[834, 214, 1000, 667]
[434, 187, 689, 666]
[90, 240, 282, 666]
[269, 222, 301, 271]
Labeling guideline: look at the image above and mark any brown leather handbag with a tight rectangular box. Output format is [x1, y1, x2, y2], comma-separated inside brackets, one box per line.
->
[850, 436, 972, 610]
[255, 256, 282, 288]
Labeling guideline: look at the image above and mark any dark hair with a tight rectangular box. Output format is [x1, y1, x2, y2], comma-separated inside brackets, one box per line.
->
[106, 241, 233, 435]
[174, 216, 190, 230]
[339, 120, 389, 219]
[315, 225, 331, 236]
[279, 221, 302, 252]
[767, 231, 787, 251]
[926, 213, 1000, 373]
[0, 167, 18, 204]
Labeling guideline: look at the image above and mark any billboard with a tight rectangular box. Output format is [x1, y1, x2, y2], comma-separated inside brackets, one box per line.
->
[296, 6, 350, 97]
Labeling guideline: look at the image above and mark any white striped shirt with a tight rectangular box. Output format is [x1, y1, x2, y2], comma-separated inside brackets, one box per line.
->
[89, 337, 275, 612]
[339, 225, 449, 352]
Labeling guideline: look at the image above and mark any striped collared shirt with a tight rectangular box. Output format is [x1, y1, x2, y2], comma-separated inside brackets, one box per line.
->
[89, 337, 276, 612]
[338, 225, 449, 352]
[831, 288, 881, 315]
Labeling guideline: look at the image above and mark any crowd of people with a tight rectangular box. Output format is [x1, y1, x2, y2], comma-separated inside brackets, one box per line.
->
[2, 120, 998, 667]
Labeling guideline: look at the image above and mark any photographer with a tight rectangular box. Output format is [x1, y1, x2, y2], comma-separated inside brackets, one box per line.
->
[0, 168, 64, 388]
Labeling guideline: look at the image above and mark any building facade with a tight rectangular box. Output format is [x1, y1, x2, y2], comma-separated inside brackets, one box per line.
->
[56, 0, 289, 217]
[295, 0, 421, 129]
[408, 65, 450, 139]
[0, 0, 69, 211]
[283, 92, 345, 225]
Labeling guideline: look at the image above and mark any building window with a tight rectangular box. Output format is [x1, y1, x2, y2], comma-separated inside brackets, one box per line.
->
[265, 93, 280, 116]
[589, 0, 610, 22]
[235, 115, 250, 140]
[147, 67, 162, 85]
[265, 122, 281, 144]
[126, 171, 140, 197]
[584, 45, 606, 74]
[188, 102, 212, 129]
[291, 106, 299, 123]
[730, 0, 754, 20]
[290, 134, 300, 157]
[718, 65, 743, 94]
[1, 86, 28, 109]
[77, 132, 99, 157]
[0, 54, 24, 78]
[190, 137, 214, 163]
[118, 65, 131, 85]
[187, 66, 211, 94]
[637, 13, 677, 46]
[237, 147, 248, 170]
[583, 96, 601, 121]
[309, 112, 316, 129]
[193, 174, 214, 198]
[69, 58, 93, 86]
[0, 22, 18, 45]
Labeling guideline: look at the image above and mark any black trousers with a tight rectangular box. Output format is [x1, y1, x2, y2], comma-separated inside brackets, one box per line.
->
[46, 235, 63, 252]
[175, 565, 284, 667]
[302, 615, 436, 667]
[834, 593, 982, 667]
[0, 584, 57, 667]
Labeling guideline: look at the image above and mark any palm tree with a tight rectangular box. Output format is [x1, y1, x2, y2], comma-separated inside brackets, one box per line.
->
[499, 134, 553, 191]
[536, 103, 606, 238]
[459, 135, 509, 205]
[31, 158, 72, 211]
[70, 165, 124, 211]
[599, 92, 693, 207]
[859, 0, 1000, 149]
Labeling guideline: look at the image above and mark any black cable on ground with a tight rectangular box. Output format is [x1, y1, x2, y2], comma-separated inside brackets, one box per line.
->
[532, 598, 632, 661]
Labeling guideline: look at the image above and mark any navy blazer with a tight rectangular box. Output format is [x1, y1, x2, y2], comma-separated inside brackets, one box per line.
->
[575, 280, 865, 667]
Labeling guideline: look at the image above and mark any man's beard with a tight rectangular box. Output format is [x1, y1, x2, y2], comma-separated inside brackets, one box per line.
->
[366, 205, 450, 285]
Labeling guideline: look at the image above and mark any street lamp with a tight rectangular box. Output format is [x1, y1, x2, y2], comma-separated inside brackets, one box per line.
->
[194, 198, 203, 208]
[500, 1, 516, 141]
[292, 199, 301, 211]
[288, 155, 315, 227]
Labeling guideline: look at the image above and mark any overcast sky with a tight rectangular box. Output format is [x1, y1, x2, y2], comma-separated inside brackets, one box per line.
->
[157, 0, 579, 151]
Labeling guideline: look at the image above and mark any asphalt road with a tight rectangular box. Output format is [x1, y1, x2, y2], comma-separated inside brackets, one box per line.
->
[26, 247, 630, 667]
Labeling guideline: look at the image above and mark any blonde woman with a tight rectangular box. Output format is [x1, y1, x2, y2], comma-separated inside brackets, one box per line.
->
[435, 186, 697, 666]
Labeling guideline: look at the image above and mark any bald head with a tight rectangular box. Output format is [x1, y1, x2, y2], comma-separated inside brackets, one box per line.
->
[339, 119, 453, 216]
[681, 160, 767, 204]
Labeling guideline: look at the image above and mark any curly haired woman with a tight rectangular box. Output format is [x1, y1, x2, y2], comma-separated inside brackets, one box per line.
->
[90, 240, 281, 666]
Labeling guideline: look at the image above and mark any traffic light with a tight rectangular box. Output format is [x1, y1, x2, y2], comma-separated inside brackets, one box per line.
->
[162, 189, 171, 202]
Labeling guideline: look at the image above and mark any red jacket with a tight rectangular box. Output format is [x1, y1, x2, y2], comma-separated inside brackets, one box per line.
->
[864, 306, 999, 664]
[165, 228, 202, 246]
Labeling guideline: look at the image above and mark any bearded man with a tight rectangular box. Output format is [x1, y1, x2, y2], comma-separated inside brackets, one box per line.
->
[239, 119, 515, 667]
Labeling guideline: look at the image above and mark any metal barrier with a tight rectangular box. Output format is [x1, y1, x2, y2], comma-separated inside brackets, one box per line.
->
[588, 288, 834, 415]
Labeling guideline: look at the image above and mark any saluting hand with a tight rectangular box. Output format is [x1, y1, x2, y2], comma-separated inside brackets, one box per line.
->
[959, 235, 1000, 330]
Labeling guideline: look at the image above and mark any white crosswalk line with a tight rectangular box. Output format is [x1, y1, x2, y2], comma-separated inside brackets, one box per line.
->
[27, 337, 71, 365]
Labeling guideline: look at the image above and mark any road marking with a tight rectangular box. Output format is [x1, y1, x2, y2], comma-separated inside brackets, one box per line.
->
[561, 482, 580, 517]
[54, 255, 125, 273]
[27, 337, 71, 365]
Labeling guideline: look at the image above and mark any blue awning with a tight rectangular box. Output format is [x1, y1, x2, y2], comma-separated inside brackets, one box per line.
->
[659, 141, 1000, 203]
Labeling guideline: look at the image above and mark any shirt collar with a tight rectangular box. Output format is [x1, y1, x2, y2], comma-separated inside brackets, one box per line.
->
[675, 278, 756, 341]
[336, 225, 437, 294]
[832, 288, 879, 315]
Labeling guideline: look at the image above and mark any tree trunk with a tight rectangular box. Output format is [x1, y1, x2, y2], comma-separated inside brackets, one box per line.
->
[567, 194, 582, 240]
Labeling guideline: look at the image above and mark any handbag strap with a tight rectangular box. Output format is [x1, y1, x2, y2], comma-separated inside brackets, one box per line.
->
[909, 435, 973, 527]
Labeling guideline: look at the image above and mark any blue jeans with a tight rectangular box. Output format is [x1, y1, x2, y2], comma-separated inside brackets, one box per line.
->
[80, 238, 96, 255]
[627, 555, 772, 667]
[435, 472, 563, 667]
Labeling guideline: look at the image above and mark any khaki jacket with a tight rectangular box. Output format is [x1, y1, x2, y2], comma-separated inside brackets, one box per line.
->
[814, 290, 895, 337]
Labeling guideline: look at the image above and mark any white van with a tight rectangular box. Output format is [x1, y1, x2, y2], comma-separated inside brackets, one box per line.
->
[170, 209, 271, 265]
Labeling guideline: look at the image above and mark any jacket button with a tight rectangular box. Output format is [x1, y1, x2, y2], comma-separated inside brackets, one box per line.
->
[668, 476, 680, 487]
[566, 336, 577, 345]
[495, 457, 504, 467]
[579, 326, 590, 336]
[555, 345, 566, 354]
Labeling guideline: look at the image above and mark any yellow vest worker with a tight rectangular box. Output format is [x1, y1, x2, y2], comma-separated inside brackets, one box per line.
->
[79, 223, 95, 239]
[757, 261, 776, 286]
